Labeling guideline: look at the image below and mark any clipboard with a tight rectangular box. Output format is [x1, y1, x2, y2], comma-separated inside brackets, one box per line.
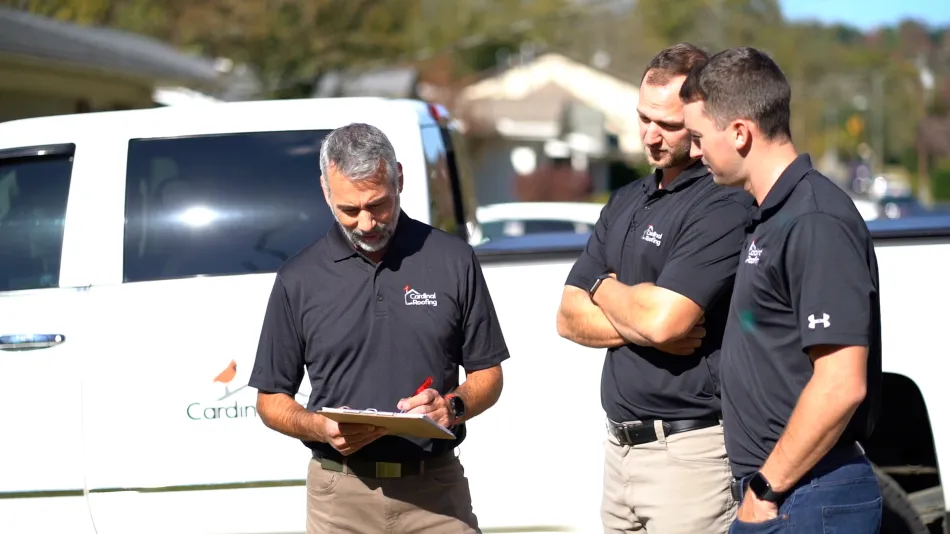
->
[316, 407, 456, 440]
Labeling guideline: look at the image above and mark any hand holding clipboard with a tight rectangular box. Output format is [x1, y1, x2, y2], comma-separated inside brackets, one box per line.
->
[318, 376, 456, 443]
[317, 407, 455, 440]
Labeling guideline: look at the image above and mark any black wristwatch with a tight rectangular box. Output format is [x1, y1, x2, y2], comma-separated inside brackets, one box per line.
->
[749, 471, 784, 503]
[589, 273, 612, 298]
[446, 393, 465, 425]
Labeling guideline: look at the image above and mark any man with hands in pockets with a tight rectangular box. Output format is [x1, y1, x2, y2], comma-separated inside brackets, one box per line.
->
[680, 46, 883, 533]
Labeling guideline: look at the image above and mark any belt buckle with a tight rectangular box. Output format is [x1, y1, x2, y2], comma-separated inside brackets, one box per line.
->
[375, 462, 402, 478]
[621, 425, 633, 444]
[614, 421, 641, 445]
[609, 421, 625, 442]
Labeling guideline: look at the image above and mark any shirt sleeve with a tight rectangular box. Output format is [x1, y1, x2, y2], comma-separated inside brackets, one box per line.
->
[248, 274, 306, 396]
[564, 191, 618, 290]
[655, 196, 750, 309]
[784, 213, 875, 351]
[460, 249, 511, 371]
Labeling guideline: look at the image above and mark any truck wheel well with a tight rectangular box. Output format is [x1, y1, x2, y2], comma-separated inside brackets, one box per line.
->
[864, 373, 940, 495]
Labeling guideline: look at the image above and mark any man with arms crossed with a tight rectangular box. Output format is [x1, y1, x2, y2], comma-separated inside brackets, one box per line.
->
[249, 123, 509, 533]
[557, 43, 754, 534]
[680, 46, 883, 533]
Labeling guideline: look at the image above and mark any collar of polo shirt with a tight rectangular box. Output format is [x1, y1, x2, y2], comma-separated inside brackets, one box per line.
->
[641, 158, 709, 195]
[753, 154, 816, 224]
[328, 210, 412, 263]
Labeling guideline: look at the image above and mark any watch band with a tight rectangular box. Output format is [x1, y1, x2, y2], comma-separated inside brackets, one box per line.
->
[589, 273, 611, 298]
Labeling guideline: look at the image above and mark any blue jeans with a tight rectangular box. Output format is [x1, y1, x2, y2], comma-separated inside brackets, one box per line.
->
[729, 455, 882, 533]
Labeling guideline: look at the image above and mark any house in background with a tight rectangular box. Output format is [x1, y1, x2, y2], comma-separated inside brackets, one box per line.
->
[451, 52, 645, 206]
[0, 6, 248, 122]
[311, 66, 422, 99]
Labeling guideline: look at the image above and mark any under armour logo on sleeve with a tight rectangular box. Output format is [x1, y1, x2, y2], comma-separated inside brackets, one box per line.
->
[808, 313, 830, 329]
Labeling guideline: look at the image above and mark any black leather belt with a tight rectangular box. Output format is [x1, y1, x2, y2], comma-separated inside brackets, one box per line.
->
[312, 451, 454, 479]
[608, 416, 720, 447]
[730, 441, 866, 501]
[730, 476, 744, 502]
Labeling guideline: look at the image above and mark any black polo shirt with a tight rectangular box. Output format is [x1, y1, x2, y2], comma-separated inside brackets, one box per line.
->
[566, 159, 755, 422]
[720, 154, 882, 478]
[248, 211, 510, 462]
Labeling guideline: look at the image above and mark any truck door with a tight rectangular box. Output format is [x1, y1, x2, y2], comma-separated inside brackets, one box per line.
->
[0, 144, 96, 534]
[81, 129, 337, 534]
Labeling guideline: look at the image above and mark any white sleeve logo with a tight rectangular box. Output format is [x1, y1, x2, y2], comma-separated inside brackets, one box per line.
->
[808, 313, 830, 329]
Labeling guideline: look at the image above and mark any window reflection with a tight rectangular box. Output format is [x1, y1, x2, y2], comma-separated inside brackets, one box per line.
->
[123, 130, 334, 283]
[177, 205, 218, 227]
[0, 154, 72, 291]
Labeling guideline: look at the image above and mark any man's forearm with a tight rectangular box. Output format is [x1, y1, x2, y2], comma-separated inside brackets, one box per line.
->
[452, 365, 503, 424]
[594, 278, 703, 345]
[257, 392, 326, 442]
[557, 287, 641, 347]
[593, 279, 670, 343]
[759, 370, 866, 493]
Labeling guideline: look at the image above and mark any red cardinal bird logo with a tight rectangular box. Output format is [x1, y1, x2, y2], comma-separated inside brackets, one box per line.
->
[213, 359, 238, 398]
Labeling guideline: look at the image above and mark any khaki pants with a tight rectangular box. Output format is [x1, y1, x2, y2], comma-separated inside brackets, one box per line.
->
[602, 420, 737, 534]
[306, 455, 479, 533]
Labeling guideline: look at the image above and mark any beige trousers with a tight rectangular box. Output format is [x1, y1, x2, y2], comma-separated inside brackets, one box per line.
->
[306, 456, 479, 534]
[601, 420, 737, 534]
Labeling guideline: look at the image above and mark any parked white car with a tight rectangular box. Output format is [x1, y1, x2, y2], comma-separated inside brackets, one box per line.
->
[473, 201, 605, 243]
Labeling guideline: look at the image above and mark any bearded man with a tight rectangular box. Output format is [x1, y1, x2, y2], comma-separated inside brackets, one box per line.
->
[250, 122, 509, 534]
[556, 43, 755, 534]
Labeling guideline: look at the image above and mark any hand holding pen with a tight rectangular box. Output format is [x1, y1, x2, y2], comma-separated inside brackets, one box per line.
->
[396, 376, 453, 428]
[397, 376, 431, 413]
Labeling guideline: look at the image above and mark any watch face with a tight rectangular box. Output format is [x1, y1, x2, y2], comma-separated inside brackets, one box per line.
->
[450, 395, 465, 417]
[749, 472, 770, 497]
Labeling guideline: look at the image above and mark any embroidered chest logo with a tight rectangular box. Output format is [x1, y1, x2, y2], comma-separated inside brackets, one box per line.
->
[745, 241, 763, 265]
[641, 224, 663, 247]
[404, 285, 438, 307]
[808, 313, 830, 329]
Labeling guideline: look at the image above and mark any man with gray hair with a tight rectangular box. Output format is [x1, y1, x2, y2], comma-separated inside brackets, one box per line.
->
[249, 123, 509, 533]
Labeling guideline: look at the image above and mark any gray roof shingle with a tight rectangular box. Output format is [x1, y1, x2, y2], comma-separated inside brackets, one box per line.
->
[0, 6, 220, 85]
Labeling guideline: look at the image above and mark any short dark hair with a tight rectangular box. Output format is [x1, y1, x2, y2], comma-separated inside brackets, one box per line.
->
[641, 43, 709, 86]
[679, 46, 792, 141]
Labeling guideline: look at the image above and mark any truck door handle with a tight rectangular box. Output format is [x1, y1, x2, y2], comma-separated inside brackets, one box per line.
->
[0, 334, 66, 351]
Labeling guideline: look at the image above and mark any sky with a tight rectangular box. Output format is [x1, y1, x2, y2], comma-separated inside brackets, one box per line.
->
[779, 0, 950, 31]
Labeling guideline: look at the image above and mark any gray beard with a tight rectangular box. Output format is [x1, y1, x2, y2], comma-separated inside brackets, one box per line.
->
[334, 197, 401, 253]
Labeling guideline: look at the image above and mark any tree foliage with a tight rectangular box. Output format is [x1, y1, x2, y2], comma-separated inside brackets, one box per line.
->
[3, 0, 949, 168]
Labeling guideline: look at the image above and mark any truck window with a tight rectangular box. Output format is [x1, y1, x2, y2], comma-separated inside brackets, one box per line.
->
[0, 146, 74, 292]
[421, 124, 479, 242]
[421, 125, 457, 236]
[123, 130, 334, 283]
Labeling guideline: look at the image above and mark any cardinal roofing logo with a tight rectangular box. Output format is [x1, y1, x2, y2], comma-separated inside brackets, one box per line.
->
[187, 359, 257, 421]
[404, 284, 438, 307]
[641, 225, 663, 247]
[186, 359, 310, 421]
[746, 241, 763, 265]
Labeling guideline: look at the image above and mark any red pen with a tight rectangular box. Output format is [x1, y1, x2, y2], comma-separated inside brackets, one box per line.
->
[400, 376, 433, 413]
[414, 376, 433, 395]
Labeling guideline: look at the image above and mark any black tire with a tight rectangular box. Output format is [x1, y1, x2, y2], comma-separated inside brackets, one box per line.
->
[875, 465, 930, 534]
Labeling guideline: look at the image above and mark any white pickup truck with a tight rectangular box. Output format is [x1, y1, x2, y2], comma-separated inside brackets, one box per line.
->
[0, 98, 946, 534]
